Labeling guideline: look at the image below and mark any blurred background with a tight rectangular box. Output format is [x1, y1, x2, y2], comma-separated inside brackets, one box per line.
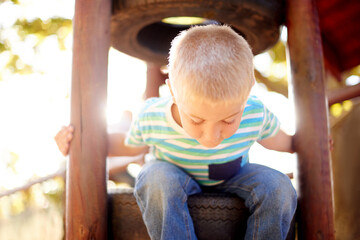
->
[0, 0, 359, 239]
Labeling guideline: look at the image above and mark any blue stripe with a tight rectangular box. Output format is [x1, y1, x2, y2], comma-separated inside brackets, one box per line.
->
[240, 117, 263, 124]
[140, 112, 166, 119]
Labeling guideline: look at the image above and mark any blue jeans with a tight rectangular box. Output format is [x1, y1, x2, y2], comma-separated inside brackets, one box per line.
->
[134, 160, 297, 240]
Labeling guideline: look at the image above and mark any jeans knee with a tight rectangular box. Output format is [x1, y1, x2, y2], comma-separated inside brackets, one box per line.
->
[273, 174, 297, 211]
[136, 163, 168, 192]
[135, 161, 190, 201]
[267, 172, 297, 209]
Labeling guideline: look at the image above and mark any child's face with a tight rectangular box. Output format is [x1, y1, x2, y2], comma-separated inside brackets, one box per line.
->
[173, 98, 246, 148]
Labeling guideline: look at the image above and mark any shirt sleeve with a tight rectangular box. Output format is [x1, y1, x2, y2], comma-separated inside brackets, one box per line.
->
[258, 104, 280, 140]
[125, 115, 146, 146]
[125, 99, 154, 146]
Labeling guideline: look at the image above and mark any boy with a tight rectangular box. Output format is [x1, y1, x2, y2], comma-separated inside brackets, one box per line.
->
[56, 25, 297, 239]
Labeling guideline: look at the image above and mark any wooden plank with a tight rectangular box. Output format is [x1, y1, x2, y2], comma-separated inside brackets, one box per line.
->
[66, 0, 111, 239]
[286, 0, 335, 239]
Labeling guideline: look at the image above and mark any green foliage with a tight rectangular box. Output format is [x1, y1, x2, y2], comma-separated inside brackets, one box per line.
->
[5, 152, 19, 174]
[348, 65, 360, 77]
[0, 178, 65, 219]
[0, 41, 9, 52]
[41, 177, 65, 207]
[0, 0, 19, 4]
[268, 40, 286, 63]
[255, 40, 289, 97]
[14, 18, 72, 49]
[5, 54, 33, 74]
[0, 11, 72, 78]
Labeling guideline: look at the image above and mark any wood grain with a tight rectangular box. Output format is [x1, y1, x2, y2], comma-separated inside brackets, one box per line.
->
[66, 0, 111, 239]
[286, 0, 335, 239]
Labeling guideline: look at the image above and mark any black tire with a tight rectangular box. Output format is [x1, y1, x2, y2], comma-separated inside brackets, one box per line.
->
[108, 188, 249, 240]
[108, 188, 149, 240]
[188, 192, 249, 239]
[108, 187, 295, 239]
[111, 0, 285, 65]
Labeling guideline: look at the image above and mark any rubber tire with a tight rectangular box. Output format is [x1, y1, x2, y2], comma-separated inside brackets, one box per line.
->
[108, 188, 295, 240]
[111, 0, 285, 65]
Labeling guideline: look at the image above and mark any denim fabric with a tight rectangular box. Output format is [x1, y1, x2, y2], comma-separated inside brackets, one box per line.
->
[134, 160, 297, 240]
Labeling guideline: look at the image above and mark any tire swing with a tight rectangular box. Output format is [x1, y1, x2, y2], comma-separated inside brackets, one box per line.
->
[111, 0, 285, 65]
[109, 1, 294, 239]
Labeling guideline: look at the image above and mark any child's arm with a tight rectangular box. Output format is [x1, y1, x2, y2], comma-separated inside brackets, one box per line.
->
[55, 125, 148, 157]
[257, 129, 295, 153]
[108, 133, 149, 156]
[258, 129, 334, 154]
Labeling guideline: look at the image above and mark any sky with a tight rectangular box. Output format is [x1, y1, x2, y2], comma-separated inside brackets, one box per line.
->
[0, 0, 297, 192]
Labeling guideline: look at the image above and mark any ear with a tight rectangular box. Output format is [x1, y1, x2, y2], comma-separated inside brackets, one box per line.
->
[166, 79, 177, 104]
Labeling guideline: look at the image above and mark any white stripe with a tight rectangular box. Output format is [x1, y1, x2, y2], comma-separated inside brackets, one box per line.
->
[142, 133, 180, 140]
[241, 112, 263, 119]
[142, 107, 164, 113]
[236, 126, 261, 133]
[141, 120, 168, 126]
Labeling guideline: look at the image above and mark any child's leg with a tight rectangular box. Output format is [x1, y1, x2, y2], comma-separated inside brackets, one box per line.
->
[134, 160, 201, 240]
[215, 163, 297, 240]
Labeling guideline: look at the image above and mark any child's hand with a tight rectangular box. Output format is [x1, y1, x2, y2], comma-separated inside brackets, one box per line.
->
[54, 125, 74, 156]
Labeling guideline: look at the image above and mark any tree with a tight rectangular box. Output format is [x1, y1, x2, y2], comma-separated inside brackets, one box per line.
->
[0, 0, 72, 80]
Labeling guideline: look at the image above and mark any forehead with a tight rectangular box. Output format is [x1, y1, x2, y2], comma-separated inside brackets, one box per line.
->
[178, 98, 245, 121]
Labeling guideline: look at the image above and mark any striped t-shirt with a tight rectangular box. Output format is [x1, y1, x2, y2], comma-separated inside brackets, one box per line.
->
[126, 96, 280, 186]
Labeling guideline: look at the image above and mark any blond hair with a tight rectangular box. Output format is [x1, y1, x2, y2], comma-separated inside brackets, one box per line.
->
[168, 24, 255, 105]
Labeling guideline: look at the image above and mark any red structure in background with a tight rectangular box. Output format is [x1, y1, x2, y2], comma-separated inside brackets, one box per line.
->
[317, 0, 360, 79]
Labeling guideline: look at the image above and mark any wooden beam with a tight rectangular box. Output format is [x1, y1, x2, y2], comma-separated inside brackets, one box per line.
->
[66, 0, 111, 239]
[328, 83, 360, 106]
[0, 167, 65, 198]
[286, 0, 335, 239]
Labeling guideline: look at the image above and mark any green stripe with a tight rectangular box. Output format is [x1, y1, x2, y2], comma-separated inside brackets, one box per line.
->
[141, 129, 179, 135]
[175, 138, 199, 146]
[239, 121, 263, 128]
[186, 169, 207, 174]
[242, 108, 263, 116]
[139, 116, 166, 121]
[222, 133, 258, 143]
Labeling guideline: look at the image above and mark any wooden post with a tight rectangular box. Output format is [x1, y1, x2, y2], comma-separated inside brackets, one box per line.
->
[144, 63, 167, 99]
[66, 0, 111, 239]
[286, 0, 335, 239]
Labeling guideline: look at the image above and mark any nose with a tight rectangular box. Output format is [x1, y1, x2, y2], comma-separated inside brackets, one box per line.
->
[201, 125, 222, 148]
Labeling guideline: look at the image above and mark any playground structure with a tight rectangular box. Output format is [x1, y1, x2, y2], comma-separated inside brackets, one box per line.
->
[66, 0, 360, 239]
